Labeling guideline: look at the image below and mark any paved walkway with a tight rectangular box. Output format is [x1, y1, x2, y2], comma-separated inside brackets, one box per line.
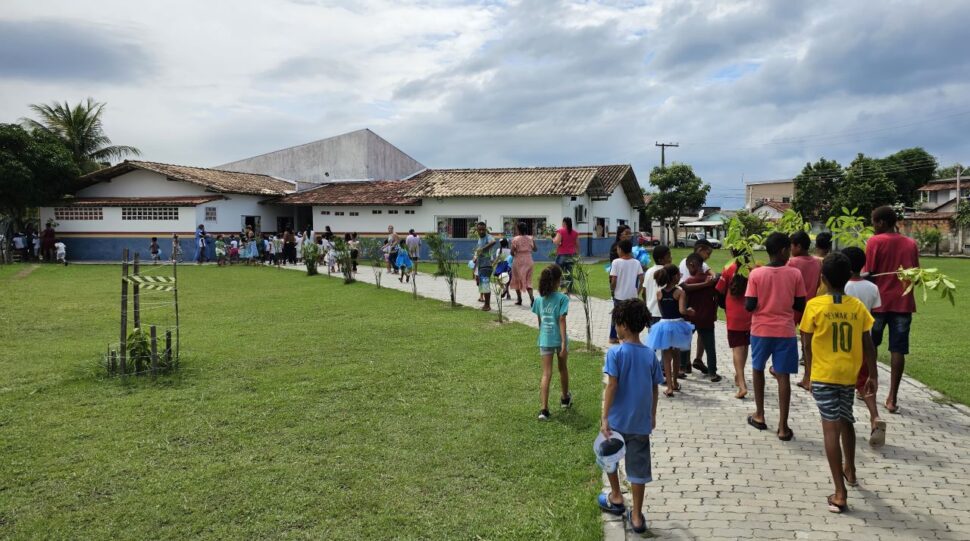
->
[293, 265, 970, 541]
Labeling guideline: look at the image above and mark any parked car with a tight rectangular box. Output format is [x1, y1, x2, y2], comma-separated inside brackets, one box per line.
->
[638, 233, 661, 246]
[676, 233, 722, 249]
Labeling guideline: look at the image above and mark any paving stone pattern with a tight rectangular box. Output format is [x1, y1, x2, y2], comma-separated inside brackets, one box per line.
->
[293, 265, 970, 541]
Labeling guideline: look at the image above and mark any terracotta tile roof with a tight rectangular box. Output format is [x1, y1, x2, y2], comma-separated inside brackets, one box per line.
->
[80, 160, 295, 196]
[63, 196, 225, 207]
[906, 212, 955, 220]
[753, 200, 792, 213]
[919, 182, 957, 192]
[275, 180, 421, 206]
[404, 165, 641, 204]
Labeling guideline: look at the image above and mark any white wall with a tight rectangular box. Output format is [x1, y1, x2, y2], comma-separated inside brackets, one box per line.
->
[40, 205, 197, 233]
[193, 196, 295, 234]
[77, 170, 210, 197]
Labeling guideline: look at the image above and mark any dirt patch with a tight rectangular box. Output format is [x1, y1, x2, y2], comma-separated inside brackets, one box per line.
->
[14, 265, 40, 279]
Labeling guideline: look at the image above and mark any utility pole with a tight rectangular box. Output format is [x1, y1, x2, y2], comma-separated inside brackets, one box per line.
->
[655, 142, 679, 244]
[958, 165, 964, 254]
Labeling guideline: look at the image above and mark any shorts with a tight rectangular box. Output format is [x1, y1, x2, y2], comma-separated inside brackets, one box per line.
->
[539, 342, 568, 355]
[750, 336, 799, 374]
[478, 266, 493, 293]
[615, 431, 652, 484]
[872, 312, 912, 355]
[811, 382, 855, 423]
[727, 330, 751, 348]
[855, 362, 870, 393]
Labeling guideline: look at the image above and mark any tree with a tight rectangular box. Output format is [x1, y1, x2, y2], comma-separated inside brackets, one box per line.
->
[21, 98, 140, 173]
[731, 210, 767, 238]
[832, 154, 896, 221]
[792, 158, 842, 221]
[880, 147, 937, 206]
[645, 163, 710, 244]
[936, 163, 966, 179]
[0, 123, 80, 223]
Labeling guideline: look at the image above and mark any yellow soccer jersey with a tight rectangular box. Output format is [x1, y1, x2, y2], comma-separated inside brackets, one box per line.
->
[799, 294, 874, 385]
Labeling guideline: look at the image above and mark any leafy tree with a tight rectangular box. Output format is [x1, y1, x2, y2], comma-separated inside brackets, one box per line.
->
[21, 98, 140, 173]
[880, 147, 937, 206]
[956, 200, 970, 230]
[936, 163, 966, 180]
[0, 123, 80, 224]
[645, 163, 710, 244]
[832, 154, 896, 220]
[731, 210, 767, 238]
[792, 158, 842, 220]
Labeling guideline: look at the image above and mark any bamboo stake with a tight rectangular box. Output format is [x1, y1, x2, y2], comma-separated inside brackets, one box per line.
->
[120, 249, 129, 376]
[109, 350, 117, 375]
[165, 330, 172, 368]
[133, 252, 141, 328]
[150, 325, 158, 377]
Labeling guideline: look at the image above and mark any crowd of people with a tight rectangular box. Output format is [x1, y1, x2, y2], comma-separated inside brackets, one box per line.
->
[7, 222, 67, 264]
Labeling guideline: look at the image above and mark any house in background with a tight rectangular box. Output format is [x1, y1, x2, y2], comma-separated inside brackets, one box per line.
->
[682, 208, 730, 241]
[274, 165, 644, 259]
[751, 200, 792, 220]
[745, 179, 793, 210]
[39, 161, 295, 260]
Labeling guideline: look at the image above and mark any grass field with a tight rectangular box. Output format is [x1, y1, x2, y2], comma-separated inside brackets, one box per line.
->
[0, 264, 603, 540]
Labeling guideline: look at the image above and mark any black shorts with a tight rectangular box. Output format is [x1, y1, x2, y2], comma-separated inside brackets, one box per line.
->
[872, 312, 912, 355]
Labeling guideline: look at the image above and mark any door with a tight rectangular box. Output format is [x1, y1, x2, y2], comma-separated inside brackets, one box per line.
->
[241, 215, 261, 235]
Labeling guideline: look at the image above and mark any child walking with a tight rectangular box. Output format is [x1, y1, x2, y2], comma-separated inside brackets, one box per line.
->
[609, 239, 644, 344]
[789, 230, 823, 392]
[493, 238, 513, 300]
[215, 235, 227, 266]
[842, 246, 886, 446]
[532, 264, 571, 420]
[799, 252, 877, 513]
[744, 232, 807, 441]
[684, 253, 720, 382]
[598, 298, 663, 535]
[149, 237, 161, 264]
[645, 264, 695, 397]
[716, 251, 754, 399]
[395, 239, 414, 282]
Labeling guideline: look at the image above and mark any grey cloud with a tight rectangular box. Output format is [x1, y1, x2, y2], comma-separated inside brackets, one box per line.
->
[0, 19, 152, 82]
[260, 55, 360, 82]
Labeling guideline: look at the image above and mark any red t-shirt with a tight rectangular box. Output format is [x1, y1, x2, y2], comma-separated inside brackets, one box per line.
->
[788, 255, 822, 301]
[744, 265, 806, 338]
[864, 233, 919, 313]
[685, 274, 717, 329]
[556, 227, 579, 255]
[716, 262, 753, 332]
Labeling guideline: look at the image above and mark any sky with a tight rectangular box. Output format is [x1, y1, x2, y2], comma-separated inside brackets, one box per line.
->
[2, 0, 969, 208]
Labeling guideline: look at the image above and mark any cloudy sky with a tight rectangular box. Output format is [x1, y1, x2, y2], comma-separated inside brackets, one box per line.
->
[2, 0, 969, 207]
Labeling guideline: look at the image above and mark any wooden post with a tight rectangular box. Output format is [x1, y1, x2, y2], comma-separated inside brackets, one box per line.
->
[109, 350, 117, 375]
[150, 325, 158, 377]
[133, 252, 141, 329]
[165, 330, 172, 368]
[173, 257, 180, 362]
[120, 249, 129, 376]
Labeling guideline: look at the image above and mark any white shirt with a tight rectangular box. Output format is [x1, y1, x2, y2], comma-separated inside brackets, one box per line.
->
[610, 258, 644, 300]
[12, 236, 24, 249]
[678, 257, 710, 284]
[845, 279, 882, 312]
[643, 265, 664, 317]
[54, 242, 66, 256]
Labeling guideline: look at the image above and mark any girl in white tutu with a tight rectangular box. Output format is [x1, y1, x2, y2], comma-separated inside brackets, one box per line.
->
[646, 263, 695, 397]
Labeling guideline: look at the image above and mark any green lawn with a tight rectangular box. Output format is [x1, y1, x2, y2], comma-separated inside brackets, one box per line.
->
[0, 265, 603, 540]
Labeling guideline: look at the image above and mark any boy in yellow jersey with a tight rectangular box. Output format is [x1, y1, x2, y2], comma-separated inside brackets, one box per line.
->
[800, 252, 877, 514]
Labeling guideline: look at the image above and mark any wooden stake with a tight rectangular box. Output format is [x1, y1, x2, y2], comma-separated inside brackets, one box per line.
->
[109, 350, 117, 375]
[173, 256, 180, 361]
[133, 252, 141, 329]
[120, 248, 129, 376]
[150, 325, 158, 377]
[165, 330, 172, 368]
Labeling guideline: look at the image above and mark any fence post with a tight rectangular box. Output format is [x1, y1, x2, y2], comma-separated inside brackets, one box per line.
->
[133, 252, 141, 329]
[120, 249, 129, 376]
[173, 257, 180, 362]
[109, 350, 117, 375]
[165, 330, 172, 368]
[150, 325, 158, 377]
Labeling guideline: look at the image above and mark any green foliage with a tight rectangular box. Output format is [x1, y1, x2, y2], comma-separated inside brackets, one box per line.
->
[731, 210, 767, 238]
[21, 98, 140, 173]
[567, 258, 595, 352]
[912, 226, 943, 256]
[426, 233, 461, 306]
[936, 163, 965, 180]
[124, 327, 174, 373]
[793, 158, 842, 220]
[832, 154, 897, 221]
[956, 201, 970, 229]
[0, 123, 80, 220]
[880, 147, 937, 206]
[825, 207, 873, 249]
[766, 209, 811, 235]
[896, 266, 957, 306]
[333, 238, 354, 284]
[301, 241, 319, 276]
[645, 163, 711, 244]
[725, 217, 765, 277]
[360, 237, 385, 289]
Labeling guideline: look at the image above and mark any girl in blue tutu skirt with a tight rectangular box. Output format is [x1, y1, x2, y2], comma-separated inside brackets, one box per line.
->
[646, 263, 695, 397]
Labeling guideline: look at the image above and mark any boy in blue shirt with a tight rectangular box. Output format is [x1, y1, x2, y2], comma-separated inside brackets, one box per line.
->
[598, 298, 664, 535]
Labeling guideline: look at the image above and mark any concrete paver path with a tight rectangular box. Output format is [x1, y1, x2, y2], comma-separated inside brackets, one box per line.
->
[293, 264, 970, 541]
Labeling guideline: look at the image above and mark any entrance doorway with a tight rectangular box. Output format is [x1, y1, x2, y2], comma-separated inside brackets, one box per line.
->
[242, 215, 261, 235]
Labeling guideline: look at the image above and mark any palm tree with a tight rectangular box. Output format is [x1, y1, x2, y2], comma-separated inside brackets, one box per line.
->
[22, 98, 141, 173]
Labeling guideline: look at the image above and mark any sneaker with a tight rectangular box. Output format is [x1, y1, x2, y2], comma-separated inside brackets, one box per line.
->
[692, 359, 709, 375]
[710, 373, 723, 383]
[538, 409, 551, 421]
[560, 392, 573, 409]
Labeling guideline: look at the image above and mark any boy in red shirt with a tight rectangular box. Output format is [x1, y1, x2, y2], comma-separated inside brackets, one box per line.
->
[744, 232, 807, 441]
[685, 253, 721, 382]
[789, 231, 822, 392]
[864, 206, 919, 414]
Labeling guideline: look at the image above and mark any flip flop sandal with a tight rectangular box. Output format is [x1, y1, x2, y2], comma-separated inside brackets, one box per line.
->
[747, 415, 768, 431]
[827, 494, 848, 514]
[663, 390, 675, 398]
[797, 381, 812, 392]
[598, 493, 625, 516]
[870, 420, 887, 446]
[778, 428, 795, 441]
[843, 471, 858, 487]
[885, 404, 900, 414]
[672, 382, 681, 391]
[626, 510, 648, 534]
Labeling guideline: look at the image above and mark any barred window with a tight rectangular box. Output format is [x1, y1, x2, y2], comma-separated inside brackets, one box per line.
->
[54, 207, 103, 221]
[388, 210, 399, 215]
[405, 210, 415, 215]
[321, 210, 331, 215]
[205, 207, 217, 221]
[349, 211, 359, 216]
[122, 207, 179, 221]
[372, 210, 382, 214]
[335, 211, 345, 216]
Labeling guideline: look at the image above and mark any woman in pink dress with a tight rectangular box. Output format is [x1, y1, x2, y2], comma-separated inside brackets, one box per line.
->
[553, 217, 580, 292]
[510, 221, 537, 306]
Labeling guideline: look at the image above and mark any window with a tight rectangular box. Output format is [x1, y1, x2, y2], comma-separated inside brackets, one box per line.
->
[54, 207, 103, 221]
[405, 210, 415, 215]
[321, 210, 331, 215]
[502, 217, 547, 237]
[372, 210, 382, 215]
[122, 207, 178, 221]
[335, 211, 345, 216]
[205, 207, 217, 221]
[388, 210, 398, 215]
[349, 211, 359, 216]
[436, 216, 479, 239]
[782, 197, 791, 204]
